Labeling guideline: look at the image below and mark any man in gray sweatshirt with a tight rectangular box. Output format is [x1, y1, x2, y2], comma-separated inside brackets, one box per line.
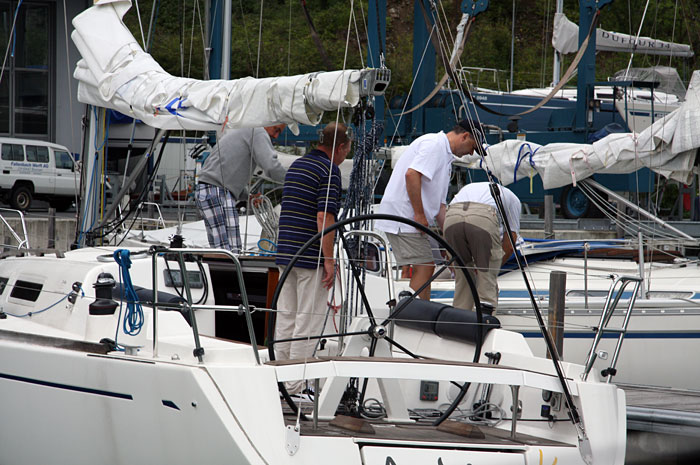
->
[196, 125, 287, 251]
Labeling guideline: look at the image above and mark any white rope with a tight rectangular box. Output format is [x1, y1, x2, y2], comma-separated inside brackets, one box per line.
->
[623, 0, 652, 79]
[256, 0, 264, 78]
[134, 0, 147, 50]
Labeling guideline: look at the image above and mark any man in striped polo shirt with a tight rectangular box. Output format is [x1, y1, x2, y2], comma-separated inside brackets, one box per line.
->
[274, 123, 351, 394]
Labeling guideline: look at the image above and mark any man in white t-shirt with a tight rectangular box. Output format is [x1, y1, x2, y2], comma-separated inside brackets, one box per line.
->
[444, 182, 521, 312]
[375, 120, 484, 300]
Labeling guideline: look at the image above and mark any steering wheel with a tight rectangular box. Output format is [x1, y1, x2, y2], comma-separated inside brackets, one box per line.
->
[267, 213, 487, 425]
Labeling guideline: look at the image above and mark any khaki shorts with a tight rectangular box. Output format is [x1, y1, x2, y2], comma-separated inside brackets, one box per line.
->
[386, 232, 435, 266]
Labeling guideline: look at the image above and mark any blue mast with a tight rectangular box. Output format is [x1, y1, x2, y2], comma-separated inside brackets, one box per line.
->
[410, 0, 436, 138]
[575, 0, 613, 131]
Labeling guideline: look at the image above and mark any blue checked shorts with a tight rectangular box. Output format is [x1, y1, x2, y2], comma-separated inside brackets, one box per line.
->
[195, 183, 241, 252]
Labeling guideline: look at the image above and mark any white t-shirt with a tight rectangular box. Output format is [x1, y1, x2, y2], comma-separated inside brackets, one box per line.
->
[450, 182, 521, 238]
[376, 132, 454, 233]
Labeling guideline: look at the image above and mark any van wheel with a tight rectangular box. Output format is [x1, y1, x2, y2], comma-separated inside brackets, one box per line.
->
[10, 186, 32, 211]
[49, 198, 73, 212]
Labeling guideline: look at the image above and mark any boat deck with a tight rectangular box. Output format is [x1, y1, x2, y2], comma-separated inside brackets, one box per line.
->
[623, 384, 700, 412]
[622, 384, 700, 437]
[280, 407, 574, 448]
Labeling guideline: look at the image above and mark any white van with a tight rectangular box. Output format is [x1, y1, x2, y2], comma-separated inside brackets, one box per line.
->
[0, 138, 77, 211]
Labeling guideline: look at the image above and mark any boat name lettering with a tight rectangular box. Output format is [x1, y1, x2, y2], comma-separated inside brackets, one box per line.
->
[600, 31, 670, 50]
[475, 95, 487, 102]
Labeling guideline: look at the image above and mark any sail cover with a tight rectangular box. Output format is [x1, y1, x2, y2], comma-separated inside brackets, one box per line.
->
[552, 13, 694, 58]
[72, 0, 365, 133]
[456, 70, 700, 189]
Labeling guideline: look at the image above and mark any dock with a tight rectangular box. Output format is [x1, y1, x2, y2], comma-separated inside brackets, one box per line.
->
[622, 384, 700, 464]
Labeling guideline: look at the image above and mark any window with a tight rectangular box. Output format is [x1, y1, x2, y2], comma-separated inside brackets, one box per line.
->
[1, 143, 23, 161]
[55, 150, 72, 169]
[0, 1, 53, 138]
[10, 279, 43, 302]
[26, 145, 49, 163]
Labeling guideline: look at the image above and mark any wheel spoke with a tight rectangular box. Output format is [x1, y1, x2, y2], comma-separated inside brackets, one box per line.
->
[339, 232, 380, 326]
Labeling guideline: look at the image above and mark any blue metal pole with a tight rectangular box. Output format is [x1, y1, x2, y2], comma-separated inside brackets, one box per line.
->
[208, 0, 223, 80]
[575, 0, 613, 131]
[411, 0, 436, 138]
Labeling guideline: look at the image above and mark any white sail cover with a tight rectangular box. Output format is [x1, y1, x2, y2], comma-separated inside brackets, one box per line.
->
[552, 13, 694, 58]
[72, 0, 363, 133]
[457, 70, 700, 189]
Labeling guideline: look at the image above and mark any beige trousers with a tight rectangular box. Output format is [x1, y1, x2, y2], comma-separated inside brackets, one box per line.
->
[444, 202, 503, 311]
[275, 266, 329, 394]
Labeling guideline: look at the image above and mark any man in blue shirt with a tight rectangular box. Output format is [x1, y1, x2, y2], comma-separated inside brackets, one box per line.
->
[275, 122, 351, 395]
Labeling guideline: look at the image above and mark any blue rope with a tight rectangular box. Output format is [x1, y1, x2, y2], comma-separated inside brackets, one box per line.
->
[257, 238, 277, 255]
[4, 294, 68, 318]
[4, 284, 85, 318]
[113, 249, 144, 336]
[513, 143, 539, 184]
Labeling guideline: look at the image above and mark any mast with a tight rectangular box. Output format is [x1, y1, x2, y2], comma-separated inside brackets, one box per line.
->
[575, 0, 613, 131]
[552, 0, 563, 85]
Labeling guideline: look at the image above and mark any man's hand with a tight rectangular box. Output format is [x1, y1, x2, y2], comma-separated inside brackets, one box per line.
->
[321, 257, 336, 289]
[413, 211, 429, 229]
[249, 193, 263, 208]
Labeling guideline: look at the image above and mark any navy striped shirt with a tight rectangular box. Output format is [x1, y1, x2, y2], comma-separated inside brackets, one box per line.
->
[276, 149, 341, 268]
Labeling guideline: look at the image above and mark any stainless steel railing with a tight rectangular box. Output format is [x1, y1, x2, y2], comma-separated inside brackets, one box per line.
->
[148, 247, 261, 365]
[582, 274, 642, 382]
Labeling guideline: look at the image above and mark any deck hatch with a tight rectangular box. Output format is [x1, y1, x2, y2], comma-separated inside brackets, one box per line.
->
[10, 280, 43, 302]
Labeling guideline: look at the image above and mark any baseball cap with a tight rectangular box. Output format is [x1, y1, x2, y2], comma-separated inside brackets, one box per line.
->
[458, 119, 486, 156]
[457, 119, 485, 143]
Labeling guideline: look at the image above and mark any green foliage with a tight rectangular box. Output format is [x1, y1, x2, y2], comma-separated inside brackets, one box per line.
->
[120, 0, 700, 98]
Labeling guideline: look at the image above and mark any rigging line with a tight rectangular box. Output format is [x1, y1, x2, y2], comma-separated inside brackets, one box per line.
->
[180, 0, 185, 76]
[540, 0, 552, 88]
[0, 0, 22, 89]
[373, 0, 383, 59]
[358, 0, 372, 68]
[623, 0, 652, 79]
[299, 0, 333, 70]
[677, 0, 696, 51]
[238, 0, 255, 75]
[61, 0, 76, 158]
[421, 0, 601, 120]
[242, 128, 256, 255]
[287, 0, 292, 75]
[195, 0, 207, 78]
[579, 183, 680, 241]
[436, 0, 456, 47]
[256, 0, 264, 78]
[387, 23, 436, 144]
[133, 0, 147, 50]
[293, 0, 356, 422]
[670, 0, 679, 69]
[146, 0, 160, 53]
[187, 0, 198, 78]
[351, 2, 365, 69]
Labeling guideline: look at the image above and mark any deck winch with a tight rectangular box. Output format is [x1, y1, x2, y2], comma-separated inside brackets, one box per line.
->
[89, 272, 117, 315]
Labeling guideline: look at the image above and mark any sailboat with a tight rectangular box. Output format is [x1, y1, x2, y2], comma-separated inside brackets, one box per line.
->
[0, 0, 627, 463]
